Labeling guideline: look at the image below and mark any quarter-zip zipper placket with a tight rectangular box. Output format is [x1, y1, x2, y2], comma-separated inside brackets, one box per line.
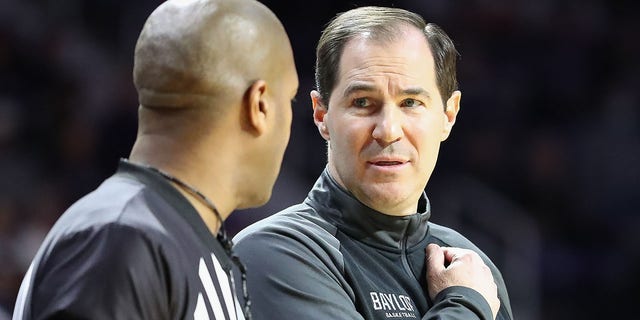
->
[399, 222, 418, 281]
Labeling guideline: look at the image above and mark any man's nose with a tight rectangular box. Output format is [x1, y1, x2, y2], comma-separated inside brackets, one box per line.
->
[371, 104, 403, 145]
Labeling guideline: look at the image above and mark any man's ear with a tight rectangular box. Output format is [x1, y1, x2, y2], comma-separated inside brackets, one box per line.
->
[245, 80, 268, 135]
[442, 90, 461, 141]
[311, 90, 330, 141]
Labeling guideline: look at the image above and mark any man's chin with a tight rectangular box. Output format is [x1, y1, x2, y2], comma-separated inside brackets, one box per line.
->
[358, 186, 415, 216]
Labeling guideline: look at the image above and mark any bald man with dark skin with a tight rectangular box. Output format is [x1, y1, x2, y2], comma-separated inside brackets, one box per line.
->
[12, 0, 298, 319]
[132, 0, 298, 230]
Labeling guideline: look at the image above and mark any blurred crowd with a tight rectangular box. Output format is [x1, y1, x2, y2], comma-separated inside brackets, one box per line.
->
[1, 0, 638, 319]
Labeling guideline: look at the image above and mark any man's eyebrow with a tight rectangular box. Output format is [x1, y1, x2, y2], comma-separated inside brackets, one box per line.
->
[342, 83, 377, 98]
[402, 87, 430, 98]
[341, 84, 431, 99]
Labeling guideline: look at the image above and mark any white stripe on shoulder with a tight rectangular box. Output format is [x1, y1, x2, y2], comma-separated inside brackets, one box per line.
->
[211, 254, 237, 320]
[198, 258, 226, 319]
[194, 293, 210, 320]
[234, 298, 246, 320]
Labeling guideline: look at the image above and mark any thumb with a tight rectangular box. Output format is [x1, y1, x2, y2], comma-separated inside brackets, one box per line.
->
[425, 243, 445, 274]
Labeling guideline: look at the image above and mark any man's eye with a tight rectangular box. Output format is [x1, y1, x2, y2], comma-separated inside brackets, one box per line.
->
[401, 98, 422, 108]
[353, 98, 370, 108]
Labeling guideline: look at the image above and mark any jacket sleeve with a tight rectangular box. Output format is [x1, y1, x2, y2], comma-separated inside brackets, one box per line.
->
[422, 286, 493, 320]
[234, 230, 366, 320]
[25, 224, 171, 320]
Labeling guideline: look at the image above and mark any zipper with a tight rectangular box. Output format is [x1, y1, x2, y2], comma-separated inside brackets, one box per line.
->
[400, 223, 418, 281]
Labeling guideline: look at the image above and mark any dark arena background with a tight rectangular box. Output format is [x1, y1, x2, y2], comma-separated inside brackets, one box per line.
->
[1, 0, 638, 319]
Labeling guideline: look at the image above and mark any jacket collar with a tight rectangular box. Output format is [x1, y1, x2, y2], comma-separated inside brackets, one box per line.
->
[115, 159, 234, 270]
[305, 168, 431, 250]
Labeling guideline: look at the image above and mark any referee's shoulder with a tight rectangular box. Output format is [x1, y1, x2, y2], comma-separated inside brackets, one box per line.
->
[51, 175, 165, 242]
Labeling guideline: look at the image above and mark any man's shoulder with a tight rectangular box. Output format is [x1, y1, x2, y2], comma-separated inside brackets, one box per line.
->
[232, 202, 348, 288]
[427, 221, 500, 268]
[428, 221, 507, 285]
[427, 222, 481, 251]
[233, 202, 340, 253]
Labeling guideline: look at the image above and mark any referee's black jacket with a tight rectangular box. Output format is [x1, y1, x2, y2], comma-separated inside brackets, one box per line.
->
[13, 160, 245, 320]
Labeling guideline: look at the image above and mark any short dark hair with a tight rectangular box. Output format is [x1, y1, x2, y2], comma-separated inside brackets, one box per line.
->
[315, 6, 459, 106]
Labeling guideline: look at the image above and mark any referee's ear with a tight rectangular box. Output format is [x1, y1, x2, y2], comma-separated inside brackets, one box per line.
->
[244, 79, 269, 136]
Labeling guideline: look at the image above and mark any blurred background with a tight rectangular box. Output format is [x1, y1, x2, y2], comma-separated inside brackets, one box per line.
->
[1, 0, 638, 319]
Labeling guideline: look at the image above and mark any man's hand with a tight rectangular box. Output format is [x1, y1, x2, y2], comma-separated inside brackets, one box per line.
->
[425, 244, 500, 319]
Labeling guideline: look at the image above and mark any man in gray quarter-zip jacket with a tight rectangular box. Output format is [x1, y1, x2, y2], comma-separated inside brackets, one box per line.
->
[234, 6, 513, 320]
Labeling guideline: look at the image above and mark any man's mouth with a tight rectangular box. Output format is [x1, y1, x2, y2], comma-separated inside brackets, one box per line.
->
[367, 156, 409, 167]
[372, 161, 403, 166]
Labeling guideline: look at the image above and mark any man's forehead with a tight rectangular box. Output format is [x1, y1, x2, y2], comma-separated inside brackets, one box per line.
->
[340, 29, 433, 68]
[336, 35, 435, 89]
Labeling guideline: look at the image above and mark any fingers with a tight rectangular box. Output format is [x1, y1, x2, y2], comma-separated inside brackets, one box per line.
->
[425, 245, 500, 319]
[425, 243, 445, 273]
[425, 244, 448, 300]
[442, 246, 476, 262]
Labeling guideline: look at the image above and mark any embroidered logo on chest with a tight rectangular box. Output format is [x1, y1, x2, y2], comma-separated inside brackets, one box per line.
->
[369, 292, 417, 318]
